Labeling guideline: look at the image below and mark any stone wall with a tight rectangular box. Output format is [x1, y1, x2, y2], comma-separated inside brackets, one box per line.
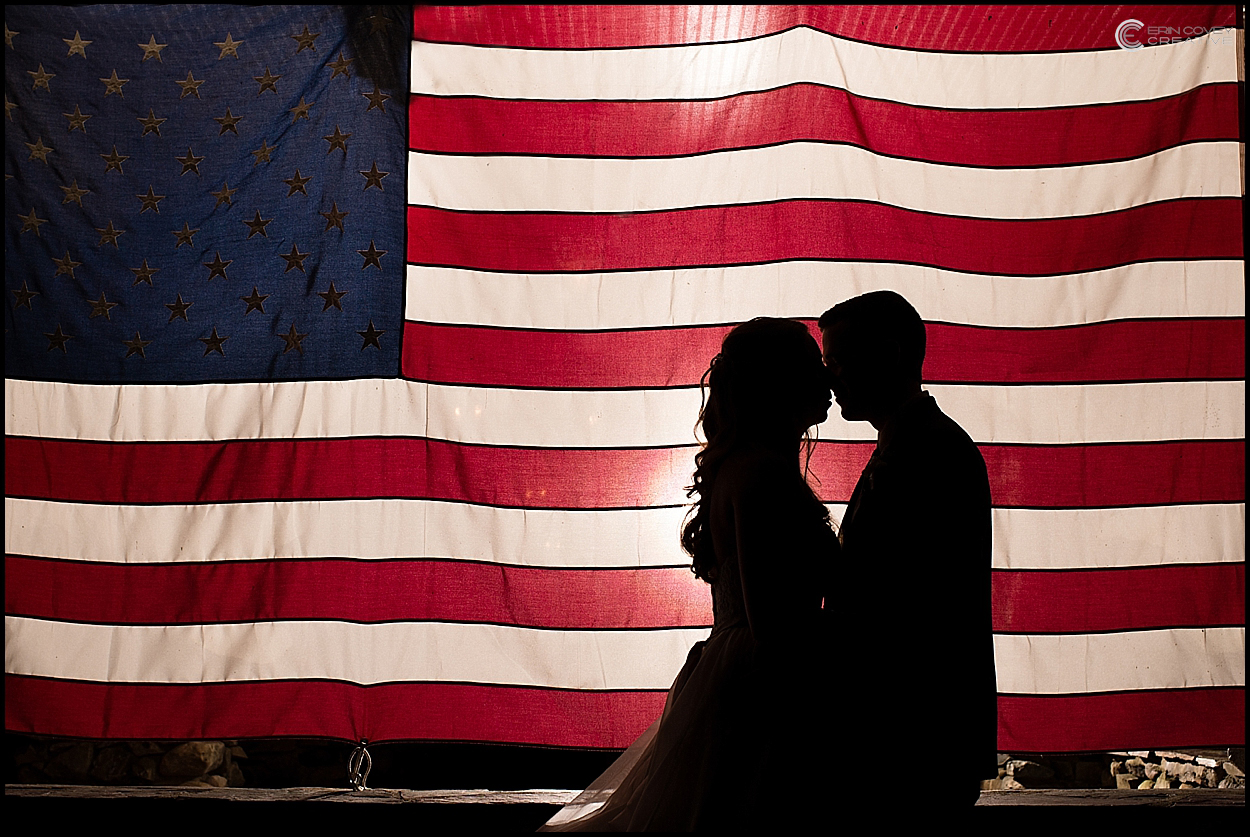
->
[1109, 750, 1245, 790]
[982, 749, 1245, 791]
[12, 739, 253, 788]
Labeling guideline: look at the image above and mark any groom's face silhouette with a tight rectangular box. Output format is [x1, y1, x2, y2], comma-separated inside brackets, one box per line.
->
[820, 320, 891, 423]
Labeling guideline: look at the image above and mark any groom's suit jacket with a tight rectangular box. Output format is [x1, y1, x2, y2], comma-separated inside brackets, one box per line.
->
[838, 392, 997, 794]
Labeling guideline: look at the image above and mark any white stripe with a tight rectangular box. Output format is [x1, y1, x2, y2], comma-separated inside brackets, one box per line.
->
[930, 382, 1244, 446]
[4, 378, 428, 444]
[410, 26, 1239, 107]
[405, 261, 1246, 329]
[7, 379, 1241, 446]
[2, 498, 691, 568]
[8, 498, 1243, 571]
[425, 384, 705, 446]
[994, 627, 1246, 694]
[8, 615, 1240, 695]
[2, 616, 708, 690]
[424, 381, 1246, 447]
[989, 505, 1246, 571]
[408, 143, 1241, 217]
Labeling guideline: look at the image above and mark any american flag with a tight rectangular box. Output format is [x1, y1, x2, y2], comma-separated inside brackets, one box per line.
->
[5, 5, 1245, 753]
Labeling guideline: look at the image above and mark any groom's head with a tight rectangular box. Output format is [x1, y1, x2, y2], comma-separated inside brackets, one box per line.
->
[818, 291, 925, 424]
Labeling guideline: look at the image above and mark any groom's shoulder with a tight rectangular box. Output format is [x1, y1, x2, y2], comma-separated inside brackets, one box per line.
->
[897, 395, 975, 450]
[931, 404, 980, 454]
[900, 397, 987, 477]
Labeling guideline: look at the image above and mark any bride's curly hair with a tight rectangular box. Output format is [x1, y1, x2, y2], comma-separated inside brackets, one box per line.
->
[681, 318, 830, 583]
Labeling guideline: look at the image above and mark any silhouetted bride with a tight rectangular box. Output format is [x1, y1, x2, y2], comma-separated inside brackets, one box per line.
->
[543, 318, 837, 831]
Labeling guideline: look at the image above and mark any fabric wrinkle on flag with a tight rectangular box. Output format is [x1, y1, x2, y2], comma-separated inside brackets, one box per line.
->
[5, 4, 1246, 753]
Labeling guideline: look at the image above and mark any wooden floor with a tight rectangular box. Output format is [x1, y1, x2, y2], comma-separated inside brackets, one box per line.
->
[6, 783, 1244, 828]
[6, 784, 579, 806]
[974, 788, 1244, 806]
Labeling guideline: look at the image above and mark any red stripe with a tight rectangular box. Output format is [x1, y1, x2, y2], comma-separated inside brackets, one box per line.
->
[924, 319, 1245, 384]
[805, 441, 1247, 508]
[406, 199, 1243, 275]
[2, 437, 692, 509]
[993, 563, 1246, 633]
[969, 441, 1245, 509]
[411, 84, 1240, 166]
[412, 5, 1237, 52]
[998, 688, 1245, 752]
[402, 319, 1245, 388]
[4, 556, 713, 629]
[3, 675, 665, 747]
[8, 674, 1243, 751]
[404, 322, 723, 388]
[12, 554, 1240, 635]
[6, 437, 1243, 509]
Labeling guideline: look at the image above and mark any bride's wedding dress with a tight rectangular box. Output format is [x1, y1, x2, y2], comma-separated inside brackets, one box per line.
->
[542, 448, 835, 831]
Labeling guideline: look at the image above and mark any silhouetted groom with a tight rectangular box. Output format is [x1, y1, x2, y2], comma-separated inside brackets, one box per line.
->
[819, 290, 997, 807]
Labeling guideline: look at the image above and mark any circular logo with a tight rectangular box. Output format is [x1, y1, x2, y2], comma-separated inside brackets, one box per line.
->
[1115, 19, 1144, 50]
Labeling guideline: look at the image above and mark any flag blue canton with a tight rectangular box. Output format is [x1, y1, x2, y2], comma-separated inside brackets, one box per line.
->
[4, 5, 407, 383]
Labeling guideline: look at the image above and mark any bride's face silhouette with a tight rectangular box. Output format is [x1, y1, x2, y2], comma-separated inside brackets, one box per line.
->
[793, 334, 833, 432]
[714, 319, 830, 439]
